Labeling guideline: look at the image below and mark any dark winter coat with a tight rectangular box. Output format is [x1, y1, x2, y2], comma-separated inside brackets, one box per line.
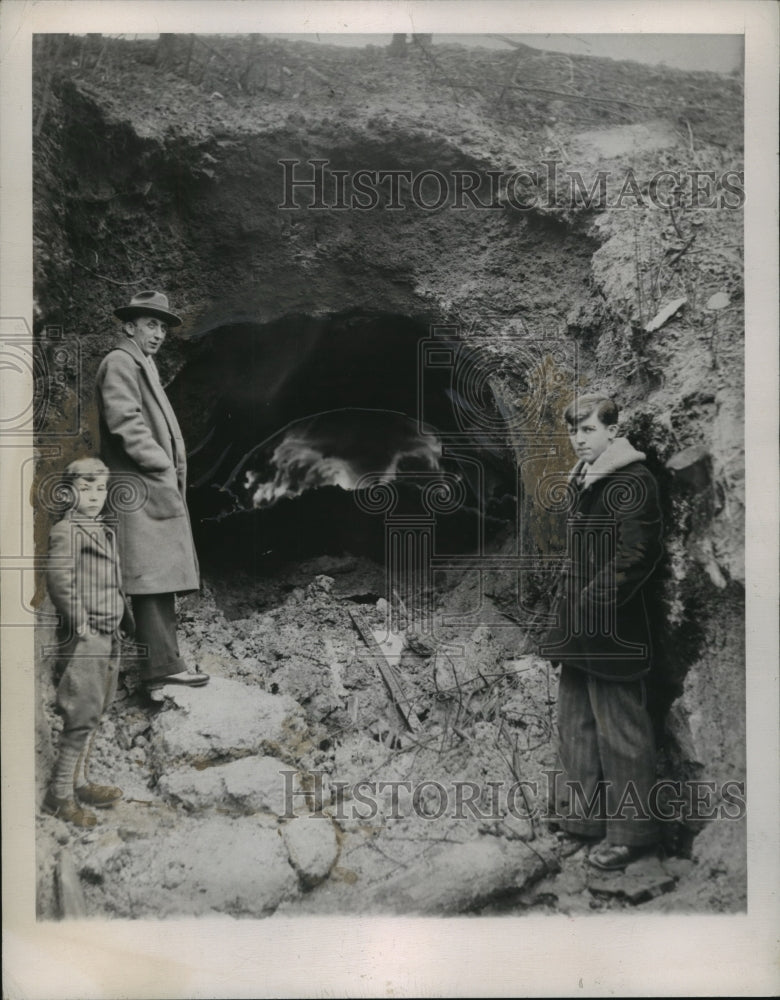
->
[540, 438, 663, 681]
[95, 336, 200, 595]
[47, 510, 133, 634]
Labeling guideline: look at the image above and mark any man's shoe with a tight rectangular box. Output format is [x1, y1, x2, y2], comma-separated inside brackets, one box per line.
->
[588, 843, 656, 871]
[43, 790, 97, 828]
[146, 670, 209, 690]
[76, 783, 123, 808]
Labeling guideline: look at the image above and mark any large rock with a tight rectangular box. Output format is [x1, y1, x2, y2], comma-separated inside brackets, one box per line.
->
[665, 444, 712, 491]
[147, 677, 309, 771]
[569, 120, 678, 161]
[362, 835, 555, 914]
[157, 755, 303, 816]
[666, 594, 745, 787]
[586, 854, 676, 905]
[78, 814, 299, 918]
[281, 816, 340, 888]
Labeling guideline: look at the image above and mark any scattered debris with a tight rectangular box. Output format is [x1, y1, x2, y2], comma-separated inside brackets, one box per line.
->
[706, 291, 730, 310]
[348, 608, 423, 734]
[645, 296, 687, 333]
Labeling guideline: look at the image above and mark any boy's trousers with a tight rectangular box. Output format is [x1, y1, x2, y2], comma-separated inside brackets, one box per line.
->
[56, 631, 119, 751]
[552, 664, 659, 847]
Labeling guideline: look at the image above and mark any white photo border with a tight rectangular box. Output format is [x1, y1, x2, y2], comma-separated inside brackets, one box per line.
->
[2, 2, 778, 997]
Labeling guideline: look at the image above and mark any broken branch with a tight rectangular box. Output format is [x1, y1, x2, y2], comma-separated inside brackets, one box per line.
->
[512, 82, 660, 112]
[349, 609, 422, 734]
[70, 259, 152, 286]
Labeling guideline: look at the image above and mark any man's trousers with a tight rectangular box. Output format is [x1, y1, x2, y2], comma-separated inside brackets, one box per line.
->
[552, 664, 659, 847]
[131, 592, 187, 682]
[56, 631, 119, 751]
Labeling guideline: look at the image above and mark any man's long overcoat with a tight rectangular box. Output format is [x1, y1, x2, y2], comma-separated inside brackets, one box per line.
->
[96, 336, 200, 595]
[540, 438, 663, 681]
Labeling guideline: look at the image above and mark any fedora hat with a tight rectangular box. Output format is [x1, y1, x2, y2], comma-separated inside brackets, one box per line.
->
[114, 290, 182, 327]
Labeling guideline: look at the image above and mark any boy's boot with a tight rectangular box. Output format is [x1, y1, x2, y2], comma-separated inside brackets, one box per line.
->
[43, 743, 97, 827]
[75, 730, 123, 808]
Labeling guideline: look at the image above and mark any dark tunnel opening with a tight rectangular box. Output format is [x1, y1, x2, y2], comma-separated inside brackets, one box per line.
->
[168, 311, 519, 576]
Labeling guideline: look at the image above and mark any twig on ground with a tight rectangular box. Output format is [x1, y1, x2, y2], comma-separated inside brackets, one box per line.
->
[633, 215, 645, 330]
[411, 35, 465, 105]
[511, 82, 661, 112]
[667, 236, 697, 267]
[112, 233, 158, 263]
[667, 205, 685, 240]
[192, 34, 244, 89]
[70, 259, 151, 286]
[349, 608, 422, 734]
[682, 118, 696, 155]
[497, 46, 526, 106]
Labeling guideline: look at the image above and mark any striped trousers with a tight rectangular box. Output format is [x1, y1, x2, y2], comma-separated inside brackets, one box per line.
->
[551, 664, 659, 847]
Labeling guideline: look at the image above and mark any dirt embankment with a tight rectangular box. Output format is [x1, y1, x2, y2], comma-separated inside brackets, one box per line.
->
[33, 34, 745, 918]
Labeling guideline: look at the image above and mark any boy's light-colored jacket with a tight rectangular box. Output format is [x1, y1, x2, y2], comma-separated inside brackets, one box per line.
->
[96, 336, 200, 595]
[47, 510, 131, 634]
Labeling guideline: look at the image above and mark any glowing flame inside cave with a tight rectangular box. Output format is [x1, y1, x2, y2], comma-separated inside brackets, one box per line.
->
[228, 409, 443, 510]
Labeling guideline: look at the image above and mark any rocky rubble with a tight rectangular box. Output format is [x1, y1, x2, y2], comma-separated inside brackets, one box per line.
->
[157, 755, 300, 817]
[147, 679, 308, 771]
[37, 558, 743, 918]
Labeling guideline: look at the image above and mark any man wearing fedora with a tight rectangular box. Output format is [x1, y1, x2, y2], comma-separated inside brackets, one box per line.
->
[96, 291, 208, 692]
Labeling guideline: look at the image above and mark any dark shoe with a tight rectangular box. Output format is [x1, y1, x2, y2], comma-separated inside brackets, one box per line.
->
[588, 843, 656, 871]
[43, 790, 97, 828]
[76, 782, 123, 808]
[146, 670, 209, 690]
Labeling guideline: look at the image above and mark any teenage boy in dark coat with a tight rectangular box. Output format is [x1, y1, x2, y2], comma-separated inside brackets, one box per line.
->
[541, 393, 664, 869]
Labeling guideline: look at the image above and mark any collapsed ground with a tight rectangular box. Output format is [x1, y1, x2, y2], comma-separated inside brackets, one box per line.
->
[37, 558, 718, 918]
[33, 34, 745, 917]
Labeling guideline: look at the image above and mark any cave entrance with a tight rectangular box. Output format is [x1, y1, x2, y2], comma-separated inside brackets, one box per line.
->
[170, 310, 518, 593]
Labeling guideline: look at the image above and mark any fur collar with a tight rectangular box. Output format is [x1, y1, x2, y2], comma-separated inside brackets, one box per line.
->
[569, 437, 646, 489]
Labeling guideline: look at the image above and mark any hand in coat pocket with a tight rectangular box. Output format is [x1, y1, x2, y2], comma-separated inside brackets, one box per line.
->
[143, 466, 186, 520]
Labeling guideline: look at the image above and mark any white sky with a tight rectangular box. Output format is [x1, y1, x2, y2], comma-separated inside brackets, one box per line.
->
[271, 33, 744, 73]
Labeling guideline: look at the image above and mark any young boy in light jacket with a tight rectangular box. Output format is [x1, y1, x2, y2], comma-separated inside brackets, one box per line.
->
[44, 457, 133, 827]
